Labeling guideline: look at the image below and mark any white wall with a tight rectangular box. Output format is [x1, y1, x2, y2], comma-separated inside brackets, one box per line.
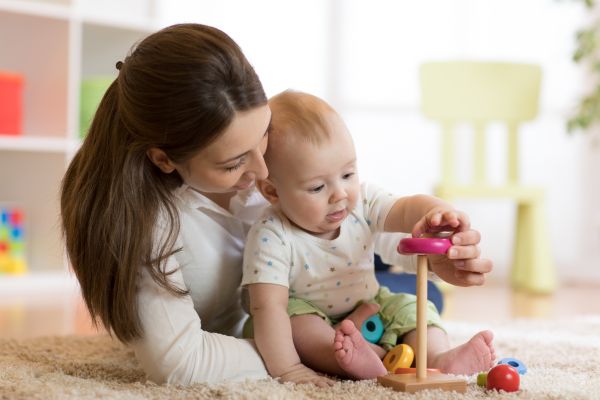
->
[157, 0, 599, 283]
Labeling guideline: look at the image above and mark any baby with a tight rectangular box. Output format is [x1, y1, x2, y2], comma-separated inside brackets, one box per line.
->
[241, 90, 495, 386]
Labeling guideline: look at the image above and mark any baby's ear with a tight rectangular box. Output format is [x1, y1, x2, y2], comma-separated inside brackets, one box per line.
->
[256, 178, 279, 205]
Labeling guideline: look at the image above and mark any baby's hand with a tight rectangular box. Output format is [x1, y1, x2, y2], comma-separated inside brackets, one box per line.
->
[412, 206, 470, 238]
[277, 363, 335, 388]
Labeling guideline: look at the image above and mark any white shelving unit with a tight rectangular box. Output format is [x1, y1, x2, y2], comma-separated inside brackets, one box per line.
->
[0, 0, 158, 273]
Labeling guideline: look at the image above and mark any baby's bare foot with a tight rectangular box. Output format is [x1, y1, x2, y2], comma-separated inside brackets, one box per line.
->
[333, 319, 387, 379]
[431, 330, 496, 375]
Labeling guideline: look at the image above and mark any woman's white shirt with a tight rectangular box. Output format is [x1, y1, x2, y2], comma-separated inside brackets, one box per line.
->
[131, 184, 269, 385]
[130, 184, 415, 385]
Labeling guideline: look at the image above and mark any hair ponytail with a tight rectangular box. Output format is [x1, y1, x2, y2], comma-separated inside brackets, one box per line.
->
[61, 24, 266, 342]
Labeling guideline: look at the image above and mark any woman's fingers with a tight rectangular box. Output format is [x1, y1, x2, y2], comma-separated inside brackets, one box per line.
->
[454, 269, 486, 286]
[451, 228, 481, 246]
[456, 257, 493, 274]
[448, 244, 481, 260]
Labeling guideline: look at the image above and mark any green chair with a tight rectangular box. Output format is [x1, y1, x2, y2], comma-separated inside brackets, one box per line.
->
[419, 61, 556, 294]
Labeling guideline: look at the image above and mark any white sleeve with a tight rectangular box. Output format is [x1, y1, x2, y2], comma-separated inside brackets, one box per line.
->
[361, 182, 398, 234]
[241, 217, 291, 288]
[364, 181, 438, 278]
[358, 182, 411, 273]
[374, 231, 417, 273]
[130, 256, 268, 385]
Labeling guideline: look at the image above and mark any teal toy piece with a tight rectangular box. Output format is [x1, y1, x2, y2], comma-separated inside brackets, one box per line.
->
[361, 314, 384, 343]
[497, 357, 527, 375]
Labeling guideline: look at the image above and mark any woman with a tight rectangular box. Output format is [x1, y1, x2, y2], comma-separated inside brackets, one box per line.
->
[60, 23, 492, 385]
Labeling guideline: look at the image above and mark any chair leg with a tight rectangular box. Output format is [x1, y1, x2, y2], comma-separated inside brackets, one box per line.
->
[511, 201, 557, 294]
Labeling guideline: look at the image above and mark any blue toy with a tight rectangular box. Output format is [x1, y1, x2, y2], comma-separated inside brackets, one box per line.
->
[497, 357, 527, 375]
[361, 314, 384, 343]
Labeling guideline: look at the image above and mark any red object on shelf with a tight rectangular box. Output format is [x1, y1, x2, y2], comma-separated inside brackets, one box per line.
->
[0, 71, 24, 135]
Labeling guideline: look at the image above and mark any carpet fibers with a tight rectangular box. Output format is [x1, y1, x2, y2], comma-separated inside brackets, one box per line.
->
[1, 317, 599, 399]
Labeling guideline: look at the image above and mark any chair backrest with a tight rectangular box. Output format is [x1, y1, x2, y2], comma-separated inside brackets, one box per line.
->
[419, 61, 542, 186]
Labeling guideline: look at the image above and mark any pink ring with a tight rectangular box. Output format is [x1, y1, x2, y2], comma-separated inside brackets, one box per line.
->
[397, 238, 452, 255]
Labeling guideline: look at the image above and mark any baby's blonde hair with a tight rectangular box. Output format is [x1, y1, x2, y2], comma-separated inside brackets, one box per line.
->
[267, 90, 336, 147]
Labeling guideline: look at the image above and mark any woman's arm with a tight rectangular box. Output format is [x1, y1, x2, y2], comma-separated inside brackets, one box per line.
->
[248, 283, 333, 387]
[130, 259, 268, 385]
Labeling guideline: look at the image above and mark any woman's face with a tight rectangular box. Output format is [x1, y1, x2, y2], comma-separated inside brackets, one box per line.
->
[175, 104, 271, 195]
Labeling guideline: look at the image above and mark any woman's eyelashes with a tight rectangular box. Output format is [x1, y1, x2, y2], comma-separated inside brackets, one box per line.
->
[225, 157, 246, 172]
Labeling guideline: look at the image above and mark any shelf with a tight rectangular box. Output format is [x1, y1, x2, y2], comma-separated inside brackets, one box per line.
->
[0, 135, 73, 153]
[81, 13, 155, 33]
[0, 271, 79, 299]
[0, 152, 68, 272]
[0, 0, 154, 273]
[0, 11, 69, 137]
[0, 0, 71, 20]
[79, 0, 155, 32]
[81, 24, 152, 77]
[0, 7, 156, 33]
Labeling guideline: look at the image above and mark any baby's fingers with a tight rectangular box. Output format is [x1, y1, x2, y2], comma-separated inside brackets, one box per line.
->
[433, 210, 464, 233]
[301, 376, 335, 388]
[412, 211, 463, 237]
[315, 376, 335, 387]
[415, 212, 453, 235]
[411, 216, 430, 237]
[434, 210, 470, 232]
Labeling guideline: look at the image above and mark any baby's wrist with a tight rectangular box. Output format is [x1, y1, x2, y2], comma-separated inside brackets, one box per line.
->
[272, 362, 304, 378]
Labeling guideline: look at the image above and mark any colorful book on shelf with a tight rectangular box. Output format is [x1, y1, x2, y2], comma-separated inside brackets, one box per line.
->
[0, 207, 27, 275]
[0, 71, 24, 136]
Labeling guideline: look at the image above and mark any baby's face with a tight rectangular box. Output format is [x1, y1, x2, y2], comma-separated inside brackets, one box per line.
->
[270, 114, 360, 239]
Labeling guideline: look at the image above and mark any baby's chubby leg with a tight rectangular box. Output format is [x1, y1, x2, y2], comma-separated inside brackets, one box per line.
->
[291, 304, 387, 379]
[403, 326, 496, 375]
[290, 313, 349, 377]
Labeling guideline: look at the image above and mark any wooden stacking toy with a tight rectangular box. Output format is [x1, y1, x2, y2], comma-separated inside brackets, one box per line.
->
[377, 237, 467, 393]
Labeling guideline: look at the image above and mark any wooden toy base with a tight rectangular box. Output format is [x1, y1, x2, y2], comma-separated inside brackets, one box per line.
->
[377, 372, 467, 393]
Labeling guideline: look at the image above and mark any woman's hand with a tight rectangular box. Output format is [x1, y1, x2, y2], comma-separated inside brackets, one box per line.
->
[411, 205, 493, 286]
[277, 363, 335, 387]
[428, 228, 493, 286]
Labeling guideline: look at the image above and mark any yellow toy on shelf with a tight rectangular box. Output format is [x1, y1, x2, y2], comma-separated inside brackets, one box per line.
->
[419, 61, 556, 294]
[0, 206, 27, 275]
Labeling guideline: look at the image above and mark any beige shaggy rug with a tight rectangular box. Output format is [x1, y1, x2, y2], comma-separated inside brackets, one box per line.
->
[1, 317, 599, 400]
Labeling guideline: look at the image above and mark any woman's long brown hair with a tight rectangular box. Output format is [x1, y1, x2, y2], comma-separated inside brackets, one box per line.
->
[60, 24, 266, 342]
